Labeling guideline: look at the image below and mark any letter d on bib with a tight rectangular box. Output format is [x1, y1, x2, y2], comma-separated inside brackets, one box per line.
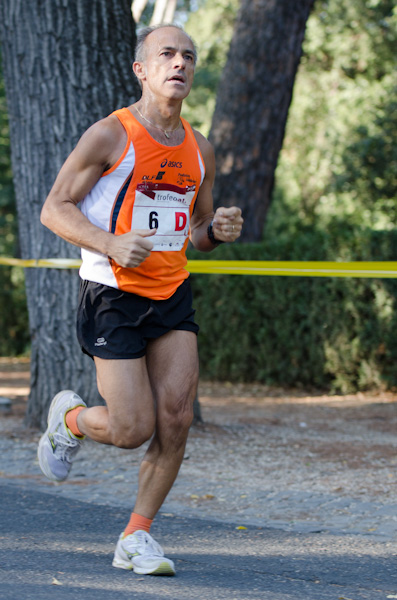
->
[175, 212, 187, 231]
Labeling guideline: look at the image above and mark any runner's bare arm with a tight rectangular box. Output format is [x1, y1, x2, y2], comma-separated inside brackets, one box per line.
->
[189, 131, 243, 251]
[41, 116, 155, 268]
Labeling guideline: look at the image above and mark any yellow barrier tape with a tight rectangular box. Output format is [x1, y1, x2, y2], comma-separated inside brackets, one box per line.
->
[187, 260, 397, 278]
[0, 257, 82, 269]
[1, 257, 397, 278]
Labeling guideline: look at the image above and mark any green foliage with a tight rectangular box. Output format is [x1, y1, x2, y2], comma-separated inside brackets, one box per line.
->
[192, 0, 397, 395]
[0, 52, 29, 356]
[263, 1, 397, 394]
[273, 0, 397, 231]
[334, 76, 397, 227]
[188, 1, 397, 401]
[188, 228, 397, 393]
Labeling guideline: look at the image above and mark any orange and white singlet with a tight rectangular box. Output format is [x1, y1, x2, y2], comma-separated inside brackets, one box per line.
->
[79, 108, 205, 300]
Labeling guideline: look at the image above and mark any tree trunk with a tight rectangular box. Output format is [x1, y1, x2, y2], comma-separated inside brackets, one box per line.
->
[132, 0, 149, 23]
[209, 0, 315, 242]
[163, 0, 178, 23]
[0, 0, 140, 428]
[150, 0, 169, 25]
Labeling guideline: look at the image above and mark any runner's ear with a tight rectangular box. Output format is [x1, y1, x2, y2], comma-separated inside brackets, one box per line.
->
[133, 61, 146, 84]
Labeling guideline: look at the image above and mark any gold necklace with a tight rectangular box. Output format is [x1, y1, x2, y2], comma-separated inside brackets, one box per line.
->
[135, 106, 182, 139]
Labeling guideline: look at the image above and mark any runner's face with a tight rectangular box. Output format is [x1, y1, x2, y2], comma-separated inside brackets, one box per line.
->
[138, 28, 195, 100]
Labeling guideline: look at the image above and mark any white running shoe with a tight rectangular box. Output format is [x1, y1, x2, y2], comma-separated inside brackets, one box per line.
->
[112, 530, 176, 576]
[37, 390, 86, 482]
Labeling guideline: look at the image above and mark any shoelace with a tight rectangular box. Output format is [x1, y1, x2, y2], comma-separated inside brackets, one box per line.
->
[52, 430, 80, 463]
[126, 532, 164, 557]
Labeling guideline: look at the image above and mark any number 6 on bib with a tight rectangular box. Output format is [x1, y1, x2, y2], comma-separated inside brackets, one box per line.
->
[133, 182, 195, 251]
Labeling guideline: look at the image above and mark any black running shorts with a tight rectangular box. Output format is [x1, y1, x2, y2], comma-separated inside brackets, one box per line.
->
[76, 279, 199, 360]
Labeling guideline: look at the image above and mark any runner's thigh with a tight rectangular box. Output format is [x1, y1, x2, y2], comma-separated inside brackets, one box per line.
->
[94, 356, 155, 427]
[146, 330, 199, 411]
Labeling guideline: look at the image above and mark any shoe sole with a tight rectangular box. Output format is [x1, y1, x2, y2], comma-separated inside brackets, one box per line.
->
[134, 562, 176, 576]
[112, 558, 175, 576]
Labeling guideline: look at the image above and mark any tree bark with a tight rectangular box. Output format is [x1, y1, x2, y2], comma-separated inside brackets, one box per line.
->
[0, 0, 140, 428]
[209, 0, 315, 242]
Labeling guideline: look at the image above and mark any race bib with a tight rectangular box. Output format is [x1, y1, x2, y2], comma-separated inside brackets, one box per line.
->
[132, 182, 196, 251]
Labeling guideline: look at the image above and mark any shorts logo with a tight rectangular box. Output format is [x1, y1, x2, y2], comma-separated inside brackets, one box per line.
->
[94, 337, 107, 347]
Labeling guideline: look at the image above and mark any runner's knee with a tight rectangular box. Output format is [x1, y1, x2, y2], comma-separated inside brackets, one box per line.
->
[160, 389, 195, 438]
[109, 416, 154, 449]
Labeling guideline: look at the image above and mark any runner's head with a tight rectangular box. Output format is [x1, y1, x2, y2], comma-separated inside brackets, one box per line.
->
[135, 24, 197, 66]
[133, 25, 197, 97]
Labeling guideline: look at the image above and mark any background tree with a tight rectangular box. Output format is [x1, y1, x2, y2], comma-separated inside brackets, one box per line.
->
[132, 0, 194, 24]
[273, 0, 397, 234]
[209, 0, 315, 242]
[0, 0, 140, 428]
[132, 0, 177, 23]
[132, 0, 150, 21]
[151, 0, 178, 23]
[183, 0, 239, 135]
[187, 0, 397, 394]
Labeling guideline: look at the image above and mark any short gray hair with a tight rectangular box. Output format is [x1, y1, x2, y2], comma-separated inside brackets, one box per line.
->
[134, 24, 198, 65]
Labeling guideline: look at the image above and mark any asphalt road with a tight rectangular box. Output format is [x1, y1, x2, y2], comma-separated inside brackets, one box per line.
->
[0, 482, 396, 600]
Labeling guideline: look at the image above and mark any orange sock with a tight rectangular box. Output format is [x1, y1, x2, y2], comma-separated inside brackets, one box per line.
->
[123, 513, 153, 537]
[65, 406, 85, 437]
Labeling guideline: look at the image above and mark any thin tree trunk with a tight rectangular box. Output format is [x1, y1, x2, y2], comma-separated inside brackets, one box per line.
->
[132, 0, 149, 23]
[150, 0, 169, 24]
[0, 0, 140, 428]
[210, 0, 315, 242]
[164, 0, 178, 23]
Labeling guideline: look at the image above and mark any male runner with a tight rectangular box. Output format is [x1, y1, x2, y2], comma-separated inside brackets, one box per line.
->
[38, 24, 243, 576]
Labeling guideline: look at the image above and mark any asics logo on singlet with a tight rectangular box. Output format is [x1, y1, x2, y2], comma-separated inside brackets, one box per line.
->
[160, 159, 182, 168]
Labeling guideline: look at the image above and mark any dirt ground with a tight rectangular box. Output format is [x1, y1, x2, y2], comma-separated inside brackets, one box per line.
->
[1, 357, 396, 536]
[1, 356, 396, 477]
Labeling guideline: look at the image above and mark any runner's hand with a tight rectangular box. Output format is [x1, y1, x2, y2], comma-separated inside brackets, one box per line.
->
[213, 207, 243, 243]
[108, 229, 156, 268]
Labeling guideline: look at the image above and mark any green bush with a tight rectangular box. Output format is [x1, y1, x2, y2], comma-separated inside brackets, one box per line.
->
[188, 228, 397, 393]
[0, 266, 29, 356]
